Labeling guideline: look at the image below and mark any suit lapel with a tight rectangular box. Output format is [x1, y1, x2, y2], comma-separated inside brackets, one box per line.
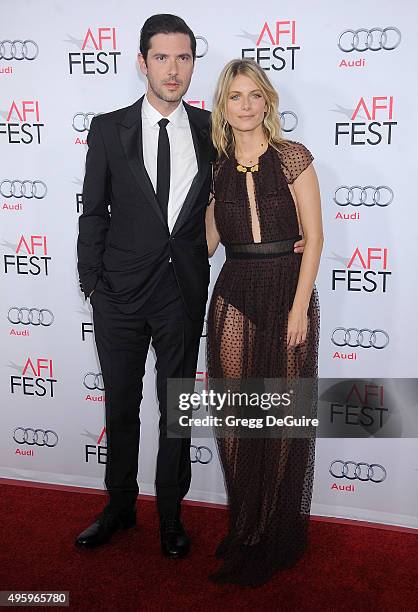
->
[118, 96, 167, 229]
[118, 97, 211, 234]
[171, 102, 211, 236]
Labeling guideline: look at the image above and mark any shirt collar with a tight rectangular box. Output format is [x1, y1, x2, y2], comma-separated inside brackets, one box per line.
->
[142, 94, 185, 128]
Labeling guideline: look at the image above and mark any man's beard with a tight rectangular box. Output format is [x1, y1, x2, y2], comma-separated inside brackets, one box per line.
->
[148, 77, 189, 103]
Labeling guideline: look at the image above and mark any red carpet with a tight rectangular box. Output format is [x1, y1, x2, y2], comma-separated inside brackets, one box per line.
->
[0, 482, 416, 611]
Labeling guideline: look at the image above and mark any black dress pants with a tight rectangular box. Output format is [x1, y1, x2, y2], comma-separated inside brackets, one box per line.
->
[91, 262, 203, 519]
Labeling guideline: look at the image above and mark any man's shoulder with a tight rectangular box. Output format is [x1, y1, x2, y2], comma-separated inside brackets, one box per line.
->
[94, 98, 142, 127]
[183, 102, 211, 128]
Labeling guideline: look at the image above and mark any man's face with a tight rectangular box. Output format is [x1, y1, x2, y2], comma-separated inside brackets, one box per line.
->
[138, 33, 194, 104]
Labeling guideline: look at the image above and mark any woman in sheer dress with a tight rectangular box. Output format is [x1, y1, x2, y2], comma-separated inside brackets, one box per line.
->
[205, 59, 323, 587]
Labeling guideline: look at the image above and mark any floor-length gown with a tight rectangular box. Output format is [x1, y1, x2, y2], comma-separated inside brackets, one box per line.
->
[206, 141, 320, 586]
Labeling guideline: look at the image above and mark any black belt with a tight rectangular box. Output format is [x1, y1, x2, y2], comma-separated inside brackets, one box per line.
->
[225, 236, 301, 260]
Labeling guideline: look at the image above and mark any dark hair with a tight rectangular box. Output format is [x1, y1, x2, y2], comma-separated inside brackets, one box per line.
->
[140, 14, 196, 62]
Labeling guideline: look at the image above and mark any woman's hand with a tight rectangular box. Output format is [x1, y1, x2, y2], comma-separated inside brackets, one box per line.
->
[293, 236, 306, 254]
[287, 306, 308, 347]
[205, 196, 220, 257]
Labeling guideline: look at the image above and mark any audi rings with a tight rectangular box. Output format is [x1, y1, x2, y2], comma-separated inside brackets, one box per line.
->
[190, 445, 212, 464]
[72, 112, 96, 132]
[0, 39, 39, 60]
[0, 180, 47, 199]
[13, 427, 58, 447]
[83, 372, 105, 391]
[8, 307, 54, 326]
[333, 186, 393, 207]
[338, 27, 401, 52]
[195, 36, 209, 58]
[330, 460, 387, 482]
[332, 328, 389, 349]
[279, 111, 298, 132]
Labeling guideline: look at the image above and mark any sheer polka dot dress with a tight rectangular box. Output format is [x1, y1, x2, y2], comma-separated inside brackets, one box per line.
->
[206, 141, 320, 586]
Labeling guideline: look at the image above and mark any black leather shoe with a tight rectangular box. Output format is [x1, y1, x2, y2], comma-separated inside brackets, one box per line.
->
[75, 506, 136, 549]
[160, 517, 190, 559]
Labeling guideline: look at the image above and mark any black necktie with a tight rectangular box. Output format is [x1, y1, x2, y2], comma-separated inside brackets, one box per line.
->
[157, 118, 170, 222]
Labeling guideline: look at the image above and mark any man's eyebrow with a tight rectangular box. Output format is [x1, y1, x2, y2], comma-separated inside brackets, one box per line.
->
[150, 52, 192, 56]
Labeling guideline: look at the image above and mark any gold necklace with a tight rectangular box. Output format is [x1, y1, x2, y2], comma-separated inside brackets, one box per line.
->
[235, 142, 267, 173]
[236, 163, 259, 173]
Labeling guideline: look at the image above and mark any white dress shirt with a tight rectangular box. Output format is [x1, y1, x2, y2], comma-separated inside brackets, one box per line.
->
[141, 95, 198, 234]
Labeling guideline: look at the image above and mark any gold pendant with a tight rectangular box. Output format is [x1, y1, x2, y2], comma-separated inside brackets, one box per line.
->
[236, 163, 259, 173]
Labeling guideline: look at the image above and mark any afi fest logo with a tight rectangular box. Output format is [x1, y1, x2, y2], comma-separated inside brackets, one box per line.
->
[329, 381, 389, 429]
[76, 189, 83, 213]
[68, 27, 121, 75]
[332, 247, 391, 293]
[3, 235, 51, 275]
[334, 96, 396, 145]
[0, 100, 44, 144]
[84, 427, 107, 464]
[81, 320, 93, 341]
[329, 382, 387, 429]
[240, 20, 300, 70]
[10, 357, 57, 397]
[186, 99, 206, 109]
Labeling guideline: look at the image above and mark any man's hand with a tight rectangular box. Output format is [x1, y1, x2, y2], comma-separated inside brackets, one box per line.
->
[294, 236, 306, 254]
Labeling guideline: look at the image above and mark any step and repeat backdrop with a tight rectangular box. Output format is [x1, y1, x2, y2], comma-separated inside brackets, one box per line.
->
[1, 0, 417, 529]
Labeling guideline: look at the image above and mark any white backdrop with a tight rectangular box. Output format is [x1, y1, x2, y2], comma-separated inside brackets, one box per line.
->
[1, 0, 417, 530]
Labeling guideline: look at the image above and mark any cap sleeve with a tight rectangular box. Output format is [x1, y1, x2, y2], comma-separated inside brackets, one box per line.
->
[278, 140, 314, 184]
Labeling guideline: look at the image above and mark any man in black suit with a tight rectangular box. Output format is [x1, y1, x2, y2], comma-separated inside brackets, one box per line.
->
[75, 14, 213, 558]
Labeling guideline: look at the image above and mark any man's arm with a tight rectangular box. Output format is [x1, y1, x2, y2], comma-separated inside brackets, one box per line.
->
[77, 116, 110, 299]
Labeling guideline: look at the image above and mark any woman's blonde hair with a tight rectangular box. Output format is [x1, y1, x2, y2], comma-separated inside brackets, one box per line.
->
[211, 58, 283, 159]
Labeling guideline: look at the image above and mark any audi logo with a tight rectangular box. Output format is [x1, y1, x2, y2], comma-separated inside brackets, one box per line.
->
[8, 307, 54, 326]
[83, 372, 104, 391]
[279, 111, 298, 133]
[330, 460, 386, 483]
[333, 186, 393, 207]
[332, 328, 389, 349]
[0, 39, 39, 60]
[190, 445, 212, 464]
[72, 112, 97, 133]
[195, 36, 208, 58]
[0, 180, 47, 199]
[13, 427, 58, 447]
[338, 27, 401, 52]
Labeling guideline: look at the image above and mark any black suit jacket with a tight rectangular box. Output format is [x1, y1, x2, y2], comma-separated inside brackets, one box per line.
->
[77, 96, 214, 320]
